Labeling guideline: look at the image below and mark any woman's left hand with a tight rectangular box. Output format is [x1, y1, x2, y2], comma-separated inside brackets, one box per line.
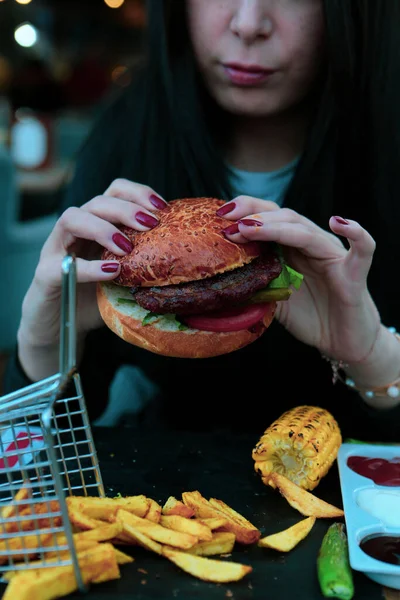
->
[219, 196, 381, 364]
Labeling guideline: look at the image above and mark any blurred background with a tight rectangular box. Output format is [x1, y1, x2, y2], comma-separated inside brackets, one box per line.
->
[0, 0, 146, 385]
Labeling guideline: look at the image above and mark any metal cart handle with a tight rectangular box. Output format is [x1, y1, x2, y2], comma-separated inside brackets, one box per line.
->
[59, 254, 77, 381]
[0, 254, 77, 414]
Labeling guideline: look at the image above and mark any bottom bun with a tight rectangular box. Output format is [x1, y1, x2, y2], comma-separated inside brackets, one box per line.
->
[97, 282, 276, 359]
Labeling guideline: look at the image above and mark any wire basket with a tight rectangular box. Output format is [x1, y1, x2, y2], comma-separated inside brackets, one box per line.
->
[0, 255, 104, 592]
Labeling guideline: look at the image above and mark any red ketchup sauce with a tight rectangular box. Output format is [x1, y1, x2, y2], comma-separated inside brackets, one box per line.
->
[347, 456, 400, 486]
[360, 535, 400, 565]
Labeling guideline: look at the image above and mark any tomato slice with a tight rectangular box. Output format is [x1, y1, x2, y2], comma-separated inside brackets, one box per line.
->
[183, 303, 275, 333]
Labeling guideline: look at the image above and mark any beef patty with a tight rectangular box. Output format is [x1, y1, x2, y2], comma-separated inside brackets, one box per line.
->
[131, 251, 282, 315]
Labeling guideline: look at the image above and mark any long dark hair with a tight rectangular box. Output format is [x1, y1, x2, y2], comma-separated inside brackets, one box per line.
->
[121, 1, 400, 226]
[65, 0, 400, 321]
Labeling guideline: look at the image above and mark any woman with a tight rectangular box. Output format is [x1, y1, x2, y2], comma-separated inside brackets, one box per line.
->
[4, 0, 400, 439]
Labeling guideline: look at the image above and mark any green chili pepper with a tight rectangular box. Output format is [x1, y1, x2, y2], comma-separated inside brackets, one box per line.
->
[345, 438, 399, 446]
[317, 523, 354, 600]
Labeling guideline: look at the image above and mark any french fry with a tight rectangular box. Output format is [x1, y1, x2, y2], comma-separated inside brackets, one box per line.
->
[182, 491, 260, 545]
[40, 521, 122, 551]
[105, 515, 138, 545]
[187, 532, 236, 557]
[162, 546, 252, 583]
[47, 542, 133, 567]
[27, 500, 62, 530]
[111, 533, 139, 545]
[208, 497, 261, 544]
[107, 528, 138, 545]
[2, 506, 36, 534]
[66, 495, 150, 520]
[116, 520, 163, 555]
[116, 509, 198, 550]
[4, 500, 62, 535]
[44, 539, 99, 559]
[269, 473, 344, 518]
[145, 499, 162, 523]
[7, 539, 98, 566]
[45, 538, 133, 566]
[66, 505, 105, 531]
[162, 496, 195, 518]
[258, 517, 316, 552]
[160, 515, 213, 542]
[73, 522, 123, 543]
[1, 484, 31, 520]
[113, 547, 134, 565]
[1, 489, 258, 596]
[90, 545, 123, 583]
[182, 491, 217, 520]
[197, 517, 229, 530]
[0, 531, 53, 565]
[42, 532, 67, 549]
[2, 543, 120, 600]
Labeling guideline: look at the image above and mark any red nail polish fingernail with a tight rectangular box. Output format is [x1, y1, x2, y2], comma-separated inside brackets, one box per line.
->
[238, 219, 263, 227]
[136, 211, 159, 228]
[112, 233, 133, 253]
[217, 202, 236, 217]
[149, 194, 168, 210]
[222, 223, 240, 236]
[101, 263, 120, 273]
[334, 216, 350, 225]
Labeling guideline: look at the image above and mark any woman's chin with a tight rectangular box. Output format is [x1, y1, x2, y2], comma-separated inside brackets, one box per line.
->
[213, 89, 296, 119]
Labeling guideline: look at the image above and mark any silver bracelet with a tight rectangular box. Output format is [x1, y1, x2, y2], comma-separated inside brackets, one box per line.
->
[324, 327, 400, 400]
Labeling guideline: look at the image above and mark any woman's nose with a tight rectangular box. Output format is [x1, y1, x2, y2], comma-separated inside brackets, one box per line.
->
[230, 0, 273, 43]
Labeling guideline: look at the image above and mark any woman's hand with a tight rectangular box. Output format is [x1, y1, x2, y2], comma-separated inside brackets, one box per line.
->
[218, 196, 381, 365]
[17, 179, 167, 380]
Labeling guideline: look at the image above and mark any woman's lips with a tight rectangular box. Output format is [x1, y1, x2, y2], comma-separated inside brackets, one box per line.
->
[223, 64, 276, 86]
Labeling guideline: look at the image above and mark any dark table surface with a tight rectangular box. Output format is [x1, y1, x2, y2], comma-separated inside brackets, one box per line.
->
[0, 426, 389, 600]
[76, 427, 384, 600]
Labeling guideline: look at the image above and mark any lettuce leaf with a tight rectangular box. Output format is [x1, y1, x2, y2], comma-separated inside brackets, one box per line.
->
[286, 265, 304, 290]
[268, 245, 304, 291]
[142, 311, 188, 330]
[117, 298, 188, 330]
[117, 297, 136, 305]
[142, 312, 161, 326]
[268, 263, 303, 291]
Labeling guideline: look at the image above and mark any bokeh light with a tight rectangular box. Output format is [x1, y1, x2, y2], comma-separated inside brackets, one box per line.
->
[104, 0, 125, 8]
[14, 23, 38, 48]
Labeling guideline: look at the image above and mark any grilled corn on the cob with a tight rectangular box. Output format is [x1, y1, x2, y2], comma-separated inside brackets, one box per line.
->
[252, 405, 342, 491]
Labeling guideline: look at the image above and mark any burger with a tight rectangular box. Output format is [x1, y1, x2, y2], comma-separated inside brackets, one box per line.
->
[97, 197, 302, 358]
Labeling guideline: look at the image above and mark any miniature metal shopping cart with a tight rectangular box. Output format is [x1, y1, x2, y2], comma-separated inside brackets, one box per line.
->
[0, 255, 104, 592]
